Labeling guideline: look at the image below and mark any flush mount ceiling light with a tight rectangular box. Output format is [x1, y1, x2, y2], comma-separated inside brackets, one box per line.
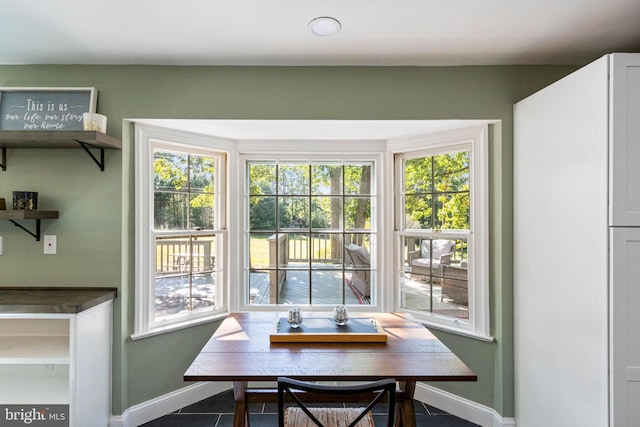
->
[308, 17, 341, 36]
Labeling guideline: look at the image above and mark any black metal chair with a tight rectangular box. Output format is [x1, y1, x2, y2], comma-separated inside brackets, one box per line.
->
[277, 377, 396, 427]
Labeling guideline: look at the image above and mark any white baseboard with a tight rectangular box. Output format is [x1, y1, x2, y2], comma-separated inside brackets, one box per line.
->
[109, 381, 516, 427]
[414, 383, 516, 427]
[109, 382, 231, 427]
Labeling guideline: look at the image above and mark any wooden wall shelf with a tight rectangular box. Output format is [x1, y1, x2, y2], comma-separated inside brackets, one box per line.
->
[0, 130, 122, 171]
[0, 210, 59, 241]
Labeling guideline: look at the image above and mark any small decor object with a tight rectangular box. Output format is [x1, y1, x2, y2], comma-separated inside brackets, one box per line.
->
[287, 307, 303, 329]
[12, 191, 38, 210]
[333, 305, 350, 326]
[83, 112, 107, 132]
[0, 198, 5, 210]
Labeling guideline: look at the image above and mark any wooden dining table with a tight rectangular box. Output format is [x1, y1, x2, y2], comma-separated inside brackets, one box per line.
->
[184, 311, 476, 427]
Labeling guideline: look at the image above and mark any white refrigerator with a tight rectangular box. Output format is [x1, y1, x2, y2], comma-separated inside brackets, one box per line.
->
[514, 53, 640, 426]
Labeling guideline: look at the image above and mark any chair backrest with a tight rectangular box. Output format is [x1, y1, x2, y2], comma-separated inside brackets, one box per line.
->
[344, 244, 371, 268]
[278, 377, 396, 427]
[421, 239, 455, 260]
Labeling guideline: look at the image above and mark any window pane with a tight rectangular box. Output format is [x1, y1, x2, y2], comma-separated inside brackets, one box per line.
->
[248, 233, 272, 269]
[155, 235, 217, 276]
[278, 196, 309, 230]
[433, 152, 469, 193]
[344, 238, 372, 304]
[311, 163, 342, 195]
[311, 233, 342, 269]
[345, 164, 371, 195]
[249, 162, 276, 195]
[433, 193, 470, 230]
[189, 193, 214, 229]
[278, 164, 309, 195]
[248, 269, 270, 304]
[249, 195, 276, 231]
[156, 236, 190, 274]
[154, 151, 188, 191]
[190, 235, 217, 274]
[287, 233, 310, 265]
[401, 236, 469, 320]
[312, 196, 342, 230]
[312, 274, 347, 305]
[154, 192, 188, 230]
[246, 159, 375, 307]
[155, 274, 190, 318]
[345, 197, 370, 230]
[344, 233, 371, 249]
[404, 194, 433, 230]
[189, 155, 216, 192]
[154, 274, 216, 322]
[278, 271, 310, 305]
[404, 152, 470, 232]
[404, 157, 432, 194]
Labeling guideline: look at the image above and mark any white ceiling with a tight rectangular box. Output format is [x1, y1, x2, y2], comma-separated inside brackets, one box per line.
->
[1, 0, 639, 66]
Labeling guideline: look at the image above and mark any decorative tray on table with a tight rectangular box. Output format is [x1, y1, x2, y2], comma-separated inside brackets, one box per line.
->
[269, 317, 387, 343]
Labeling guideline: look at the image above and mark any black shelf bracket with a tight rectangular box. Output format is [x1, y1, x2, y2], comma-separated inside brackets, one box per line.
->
[75, 140, 105, 171]
[1, 147, 5, 171]
[9, 219, 42, 241]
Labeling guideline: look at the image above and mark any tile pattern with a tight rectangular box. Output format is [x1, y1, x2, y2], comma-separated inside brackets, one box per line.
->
[141, 390, 480, 426]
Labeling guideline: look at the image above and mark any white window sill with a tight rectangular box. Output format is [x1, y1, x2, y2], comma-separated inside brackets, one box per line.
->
[131, 312, 228, 341]
[419, 319, 494, 343]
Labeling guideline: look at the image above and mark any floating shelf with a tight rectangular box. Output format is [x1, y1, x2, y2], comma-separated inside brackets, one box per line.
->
[0, 130, 122, 171]
[0, 210, 59, 241]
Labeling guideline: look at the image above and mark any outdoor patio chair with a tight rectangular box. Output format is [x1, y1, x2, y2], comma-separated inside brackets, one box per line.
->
[408, 239, 455, 280]
[277, 377, 396, 427]
[344, 244, 371, 298]
[441, 263, 469, 304]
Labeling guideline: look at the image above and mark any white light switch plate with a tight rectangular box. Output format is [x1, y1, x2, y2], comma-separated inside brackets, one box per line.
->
[44, 235, 57, 254]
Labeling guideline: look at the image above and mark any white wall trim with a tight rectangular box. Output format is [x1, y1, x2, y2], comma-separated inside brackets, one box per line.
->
[109, 380, 514, 427]
[109, 382, 231, 427]
[415, 382, 516, 427]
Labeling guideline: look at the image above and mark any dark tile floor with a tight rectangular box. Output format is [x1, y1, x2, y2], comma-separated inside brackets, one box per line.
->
[141, 389, 480, 426]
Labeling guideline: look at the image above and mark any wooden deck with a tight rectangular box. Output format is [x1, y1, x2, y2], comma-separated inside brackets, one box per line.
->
[249, 270, 366, 305]
[154, 269, 468, 319]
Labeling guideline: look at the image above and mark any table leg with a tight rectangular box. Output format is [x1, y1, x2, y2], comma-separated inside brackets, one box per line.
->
[233, 381, 250, 427]
[396, 380, 417, 427]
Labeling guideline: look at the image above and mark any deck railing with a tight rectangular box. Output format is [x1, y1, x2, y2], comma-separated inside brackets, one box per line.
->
[156, 240, 214, 275]
[287, 234, 341, 264]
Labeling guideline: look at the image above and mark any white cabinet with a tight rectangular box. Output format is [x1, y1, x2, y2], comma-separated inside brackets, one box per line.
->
[610, 55, 640, 226]
[514, 53, 640, 427]
[0, 289, 115, 427]
[610, 228, 640, 427]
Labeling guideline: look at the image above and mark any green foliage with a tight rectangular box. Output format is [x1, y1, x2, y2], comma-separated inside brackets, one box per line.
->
[153, 150, 216, 230]
[404, 151, 470, 230]
[247, 161, 371, 232]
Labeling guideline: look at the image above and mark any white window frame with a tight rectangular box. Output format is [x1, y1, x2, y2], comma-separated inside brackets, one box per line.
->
[235, 141, 385, 313]
[133, 124, 232, 339]
[390, 126, 491, 340]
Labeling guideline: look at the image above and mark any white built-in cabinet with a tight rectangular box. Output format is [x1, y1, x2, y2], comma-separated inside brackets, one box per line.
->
[0, 290, 115, 427]
[514, 53, 640, 426]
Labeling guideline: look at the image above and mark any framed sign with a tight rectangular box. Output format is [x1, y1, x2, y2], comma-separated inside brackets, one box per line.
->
[0, 87, 97, 131]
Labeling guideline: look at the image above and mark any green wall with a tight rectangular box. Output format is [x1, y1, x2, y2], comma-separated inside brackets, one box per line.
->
[0, 64, 578, 417]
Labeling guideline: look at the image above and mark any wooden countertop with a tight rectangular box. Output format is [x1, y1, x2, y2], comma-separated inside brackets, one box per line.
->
[0, 287, 117, 313]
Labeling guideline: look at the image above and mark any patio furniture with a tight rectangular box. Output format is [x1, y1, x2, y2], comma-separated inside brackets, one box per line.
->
[408, 239, 455, 280]
[344, 244, 371, 298]
[441, 263, 468, 304]
[277, 377, 396, 427]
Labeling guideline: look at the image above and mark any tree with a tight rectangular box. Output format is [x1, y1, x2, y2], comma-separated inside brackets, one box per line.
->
[404, 151, 470, 230]
[153, 151, 216, 230]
